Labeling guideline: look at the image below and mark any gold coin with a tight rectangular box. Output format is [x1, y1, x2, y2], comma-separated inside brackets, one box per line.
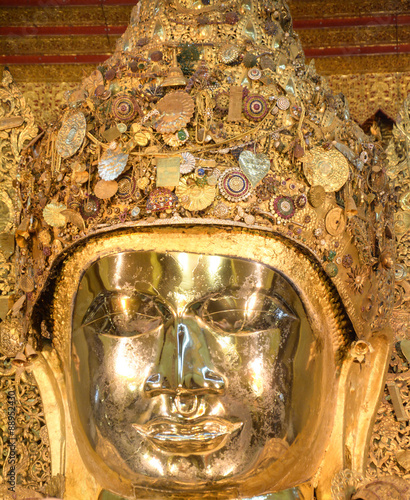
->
[325, 207, 346, 236]
[308, 185, 326, 208]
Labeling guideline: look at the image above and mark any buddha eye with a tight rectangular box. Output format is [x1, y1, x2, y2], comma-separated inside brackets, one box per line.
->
[198, 292, 297, 335]
[82, 291, 172, 338]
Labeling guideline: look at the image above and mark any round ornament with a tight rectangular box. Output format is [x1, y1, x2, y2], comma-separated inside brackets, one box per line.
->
[94, 180, 118, 199]
[116, 175, 136, 199]
[276, 96, 290, 111]
[248, 67, 262, 80]
[180, 152, 196, 174]
[112, 94, 139, 122]
[219, 168, 252, 202]
[325, 207, 346, 236]
[146, 188, 178, 212]
[325, 262, 338, 278]
[56, 112, 86, 159]
[43, 203, 67, 228]
[81, 196, 100, 220]
[295, 194, 307, 209]
[270, 195, 295, 219]
[117, 123, 127, 133]
[243, 95, 268, 121]
[220, 43, 240, 64]
[176, 177, 216, 211]
[303, 148, 349, 193]
[98, 144, 129, 181]
[308, 185, 326, 207]
[215, 91, 230, 114]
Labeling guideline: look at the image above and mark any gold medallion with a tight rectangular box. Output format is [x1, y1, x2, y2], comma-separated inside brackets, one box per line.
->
[303, 148, 349, 193]
[308, 185, 326, 208]
[325, 207, 346, 236]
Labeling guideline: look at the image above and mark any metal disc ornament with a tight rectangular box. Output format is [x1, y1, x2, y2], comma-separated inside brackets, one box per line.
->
[98, 144, 129, 181]
[116, 175, 136, 199]
[81, 195, 100, 220]
[112, 94, 139, 122]
[243, 95, 268, 121]
[308, 185, 326, 207]
[56, 112, 86, 158]
[219, 168, 252, 202]
[303, 148, 349, 193]
[248, 67, 262, 80]
[94, 180, 118, 199]
[325, 207, 346, 236]
[276, 96, 290, 111]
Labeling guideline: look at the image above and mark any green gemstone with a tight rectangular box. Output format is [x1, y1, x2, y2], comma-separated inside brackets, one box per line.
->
[177, 130, 187, 141]
[328, 250, 337, 261]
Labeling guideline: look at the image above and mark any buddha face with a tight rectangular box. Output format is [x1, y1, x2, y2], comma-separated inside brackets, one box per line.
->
[70, 248, 331, 493]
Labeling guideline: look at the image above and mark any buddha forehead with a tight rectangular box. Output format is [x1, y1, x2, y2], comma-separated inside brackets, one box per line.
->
[76, 251, 299, 310]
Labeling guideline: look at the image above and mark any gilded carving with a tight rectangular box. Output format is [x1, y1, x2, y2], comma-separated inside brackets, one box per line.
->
[0, 70, 37, 304]
[0, 356, 54, 498]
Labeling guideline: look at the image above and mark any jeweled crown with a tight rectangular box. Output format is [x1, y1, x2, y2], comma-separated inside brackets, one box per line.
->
[11, 0, 397, 343]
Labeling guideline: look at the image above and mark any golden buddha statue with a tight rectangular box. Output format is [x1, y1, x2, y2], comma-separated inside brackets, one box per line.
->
[0, 0, 409, 499]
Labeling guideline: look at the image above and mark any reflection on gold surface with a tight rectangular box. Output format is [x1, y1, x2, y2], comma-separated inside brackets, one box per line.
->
[49, 228, 353, 499]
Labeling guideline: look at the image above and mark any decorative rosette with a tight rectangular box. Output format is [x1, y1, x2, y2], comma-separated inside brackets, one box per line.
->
[214, 91, 230, 114]
[220, 43, 240, 64]
[153, 91, 195, 134]
[112, 94, 139, 122]
[176, 177, 216, 211]
[243, 95, 268, 121]
[43, 203, 67, 227]
[98, 143, 129, 181]
[218, 168, 252, 202]
[270, 195, 295, 219]
[180, 152, 196, 174]
[146, 188, 178, 212]
[248, 67, 262, 80]
[295, 194, 307, 209]
[81, 195, 100, 220]
[116, 175, 136, 199]
[276, 96, 290, 111]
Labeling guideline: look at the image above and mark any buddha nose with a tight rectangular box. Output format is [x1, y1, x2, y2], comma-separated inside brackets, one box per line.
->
[144, 320, 225, 397]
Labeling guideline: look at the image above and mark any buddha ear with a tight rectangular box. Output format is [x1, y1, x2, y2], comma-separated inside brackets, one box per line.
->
[314, 329, 392, 499]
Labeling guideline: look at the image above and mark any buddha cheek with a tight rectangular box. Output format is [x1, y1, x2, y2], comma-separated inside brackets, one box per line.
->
[219, 330, 287, 438]
[85, 334, 160, 427]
